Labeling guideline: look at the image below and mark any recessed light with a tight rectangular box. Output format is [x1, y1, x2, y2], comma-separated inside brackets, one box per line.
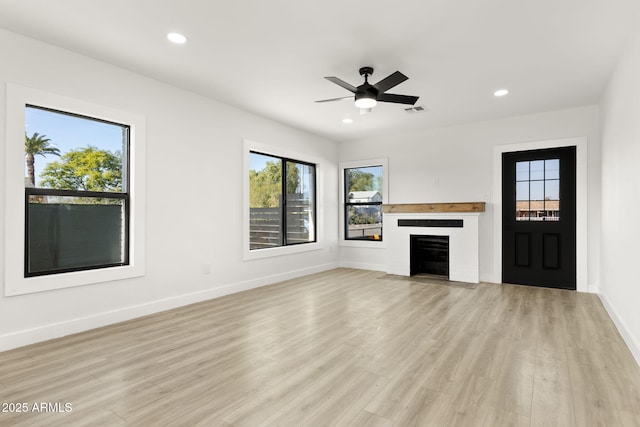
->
[167, 32, 187, 44]
[494, 89, 509, 97]
[342, 118, 353, 124]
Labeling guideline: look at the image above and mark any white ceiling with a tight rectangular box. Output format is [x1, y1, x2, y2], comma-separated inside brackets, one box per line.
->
[0, 0, 638, 142]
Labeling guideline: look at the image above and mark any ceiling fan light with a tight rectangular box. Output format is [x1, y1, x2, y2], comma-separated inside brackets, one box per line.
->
[354, 96, 377, 109]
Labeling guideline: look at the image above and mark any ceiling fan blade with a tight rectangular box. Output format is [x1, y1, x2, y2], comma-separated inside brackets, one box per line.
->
[373, 71, 408, 93]
[377, 93, 419, 105]
[325, 76, 357, 93]
[315, 96, 353, 103]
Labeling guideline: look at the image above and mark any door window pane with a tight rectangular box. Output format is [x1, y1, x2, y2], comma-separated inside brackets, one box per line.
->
[530, 180, 544, 201]
[516, 162, 529, 182]
[545, 159, 560, 180]
[516, 182, 529, 201]
[515, 159, 560, 221]
[545, 180, 560, 200]
[530, 160, 544, 180]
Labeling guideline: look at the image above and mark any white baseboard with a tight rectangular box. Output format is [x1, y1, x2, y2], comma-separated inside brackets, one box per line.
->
[0, 262, 339, 352]
[598, 293, 640, 368]
[338, 261, 386, 272]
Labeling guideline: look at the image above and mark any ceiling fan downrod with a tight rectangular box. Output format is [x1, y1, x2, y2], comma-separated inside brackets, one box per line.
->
[359, 66, 374, 82]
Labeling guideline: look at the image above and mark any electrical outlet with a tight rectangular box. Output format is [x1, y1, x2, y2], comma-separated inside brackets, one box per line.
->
[202, 263, 211, 274]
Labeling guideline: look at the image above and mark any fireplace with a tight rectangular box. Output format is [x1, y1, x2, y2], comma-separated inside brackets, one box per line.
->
[382, 203, 484, 284]
[410, 235, 449, 277]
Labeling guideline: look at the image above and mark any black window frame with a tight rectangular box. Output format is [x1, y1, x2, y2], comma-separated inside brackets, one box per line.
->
[249, 150, 317, 250]
[344, 165, 384, 241]
[24, 105, 131, 277]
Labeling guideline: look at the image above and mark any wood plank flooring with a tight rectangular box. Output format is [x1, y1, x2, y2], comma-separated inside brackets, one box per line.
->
[1, 268, 639, 426]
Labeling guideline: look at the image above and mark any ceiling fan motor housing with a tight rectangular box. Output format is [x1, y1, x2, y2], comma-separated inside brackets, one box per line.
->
[356, 85, 378, 100]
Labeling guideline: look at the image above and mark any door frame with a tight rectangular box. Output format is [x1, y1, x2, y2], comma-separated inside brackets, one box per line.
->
[492, 137, 589, 292]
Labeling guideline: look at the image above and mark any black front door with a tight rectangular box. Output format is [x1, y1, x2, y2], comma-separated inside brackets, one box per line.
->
[502, 147, 576, 290]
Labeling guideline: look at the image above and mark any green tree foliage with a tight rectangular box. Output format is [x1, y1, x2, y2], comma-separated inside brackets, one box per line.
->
[347, 169, 374, 193]
[249, 160, 300, 208]
[348, 206, 379, 225]
[24, 132, 61, 186]
[40, 146, 122, 192]
[284, 162, 302, 195]
[346, 169, 382, 195]
[250, 162, 280, 208]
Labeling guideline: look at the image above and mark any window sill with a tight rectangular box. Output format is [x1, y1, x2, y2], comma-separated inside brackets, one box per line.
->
[5, 263, 145, 296]
[244, 241, 323, 260]
[339, 239, 387, 249]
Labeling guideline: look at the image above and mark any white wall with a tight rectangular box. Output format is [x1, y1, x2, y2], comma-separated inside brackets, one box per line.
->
[0, 29, 339, 351]
[339, 106, 601, 287]
[0, 26, 616, 354]
[599, 29, 640, 364]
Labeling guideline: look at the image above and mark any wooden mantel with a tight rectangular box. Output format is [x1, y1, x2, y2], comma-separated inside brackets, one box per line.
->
[382, 202, 485, 214]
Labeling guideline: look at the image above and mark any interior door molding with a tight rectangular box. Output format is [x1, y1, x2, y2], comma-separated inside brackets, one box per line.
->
[492, 137, 589, 292]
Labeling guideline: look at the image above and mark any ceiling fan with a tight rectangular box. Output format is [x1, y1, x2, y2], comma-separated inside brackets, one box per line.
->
[316, 66, 419, 110]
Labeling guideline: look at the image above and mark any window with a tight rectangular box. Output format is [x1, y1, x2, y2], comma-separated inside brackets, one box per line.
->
[5, 84, 145, 296]
[24, 106, 129, 276]
[344, 165, 384, 241]
[249, 151, 316, 250]
[515, 159, 560, 221]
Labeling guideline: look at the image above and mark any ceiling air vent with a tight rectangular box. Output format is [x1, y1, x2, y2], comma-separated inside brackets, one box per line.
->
[404, 105, 427, 114]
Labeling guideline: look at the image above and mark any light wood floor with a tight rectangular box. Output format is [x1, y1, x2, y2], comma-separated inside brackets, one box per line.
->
[1, 268, 639, 426]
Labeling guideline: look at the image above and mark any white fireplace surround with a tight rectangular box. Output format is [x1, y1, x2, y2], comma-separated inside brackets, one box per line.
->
[384, 212, 481, 283]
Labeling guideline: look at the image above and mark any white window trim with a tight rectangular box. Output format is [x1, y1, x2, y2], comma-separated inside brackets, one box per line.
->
[4, 84, 146, 296]
[339, 158, 389, 248]
[243, 139, 323, 260]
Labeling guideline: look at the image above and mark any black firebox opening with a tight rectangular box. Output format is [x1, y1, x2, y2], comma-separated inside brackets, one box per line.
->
[410, 235, 450, 277]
